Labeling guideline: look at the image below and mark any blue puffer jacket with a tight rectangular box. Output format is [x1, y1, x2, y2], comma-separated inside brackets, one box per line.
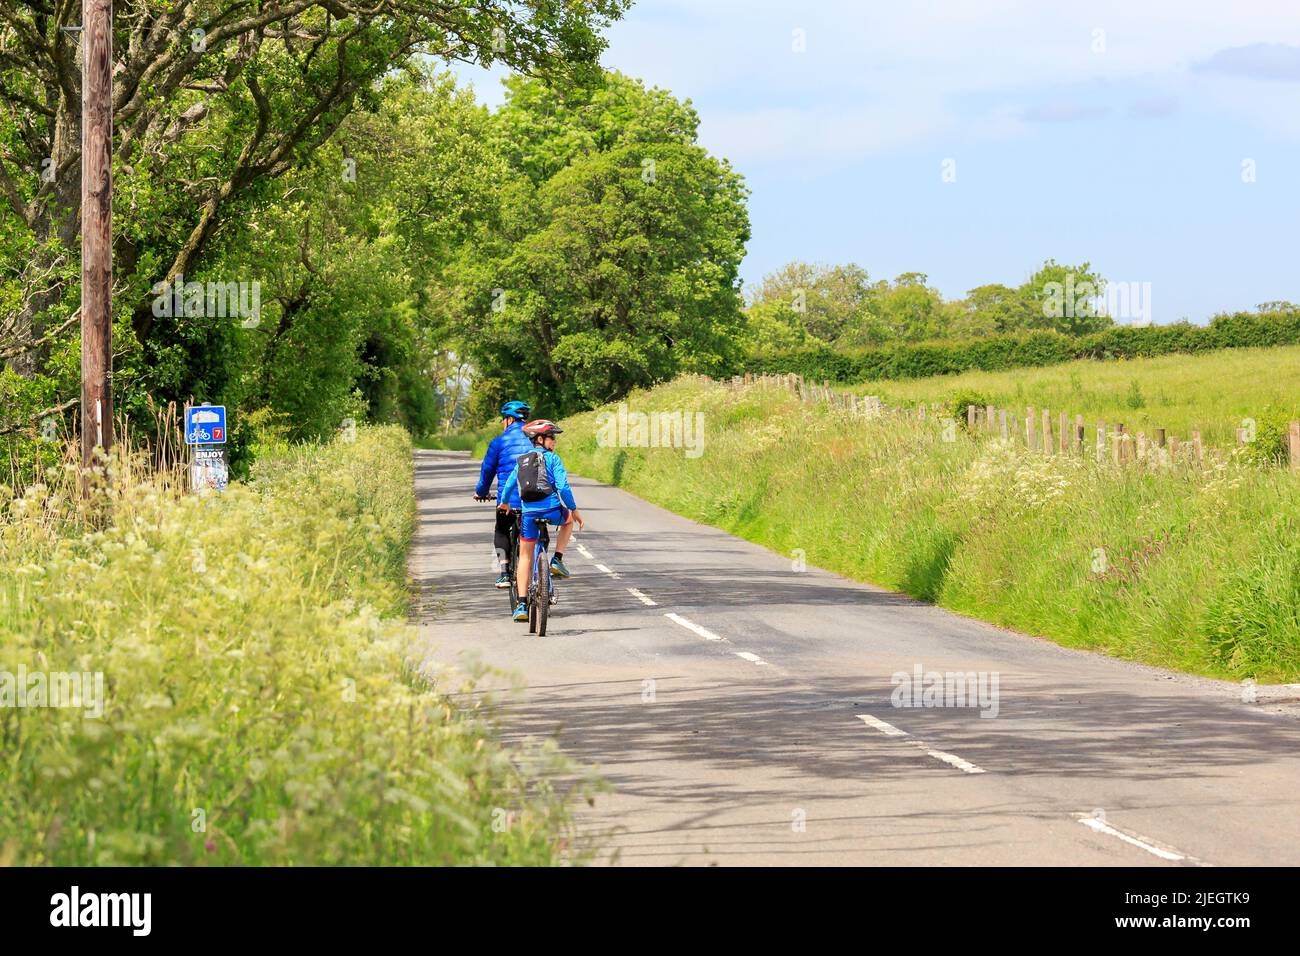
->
[476, 421, 534, 508]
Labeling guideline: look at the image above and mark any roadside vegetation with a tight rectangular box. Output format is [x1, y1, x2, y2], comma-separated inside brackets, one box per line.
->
[562, 377, 1300, 683]
[0, 427, 582, 865]
[414, 429, 494, 455]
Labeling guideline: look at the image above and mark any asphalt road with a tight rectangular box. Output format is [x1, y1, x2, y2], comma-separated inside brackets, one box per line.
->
[410, 449, 1300, 866]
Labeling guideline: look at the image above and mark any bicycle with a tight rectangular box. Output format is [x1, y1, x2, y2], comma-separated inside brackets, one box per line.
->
[502, 507, 522, 612]
[475, 496, 522, 612]
[526, 517, 558, 636]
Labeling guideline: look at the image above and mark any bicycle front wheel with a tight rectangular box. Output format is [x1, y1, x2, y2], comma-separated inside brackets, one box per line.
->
[536, 557, 551, 637]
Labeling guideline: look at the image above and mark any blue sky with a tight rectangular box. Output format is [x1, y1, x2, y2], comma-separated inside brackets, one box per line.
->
[452, 1, 1300, 323]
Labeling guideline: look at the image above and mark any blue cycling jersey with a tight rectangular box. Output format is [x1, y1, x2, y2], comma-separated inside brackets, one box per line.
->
[501, 448, 577, 515]
[476, 421, 533, 508]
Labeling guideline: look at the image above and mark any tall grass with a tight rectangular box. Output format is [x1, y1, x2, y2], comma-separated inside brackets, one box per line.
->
[846, 344, 1300, 449]
[0, 426, 581, 865]
[562, 377, 1300, 683]
[414, 429, 494, 455]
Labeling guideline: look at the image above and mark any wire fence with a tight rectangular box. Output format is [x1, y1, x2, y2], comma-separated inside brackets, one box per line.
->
[724, 371, 1300, 472]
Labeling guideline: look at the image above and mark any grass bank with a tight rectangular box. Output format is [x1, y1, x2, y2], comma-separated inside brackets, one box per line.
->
[561, 377, 1300, 683]
[0, 426, 578, 865]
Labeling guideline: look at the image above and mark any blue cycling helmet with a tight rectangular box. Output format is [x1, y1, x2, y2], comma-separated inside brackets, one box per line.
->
[499, 400, 531, 422]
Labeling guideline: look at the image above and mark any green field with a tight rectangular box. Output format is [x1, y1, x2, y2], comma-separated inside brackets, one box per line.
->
[846, 344, 1300, 450]
[562, 376, 1300, 683]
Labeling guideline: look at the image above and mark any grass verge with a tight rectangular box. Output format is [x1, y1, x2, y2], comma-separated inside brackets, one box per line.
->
[0, 426, 580, 865]
[561, 377, 1300, 683]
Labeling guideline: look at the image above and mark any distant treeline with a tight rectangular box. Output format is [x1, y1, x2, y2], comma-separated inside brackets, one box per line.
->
[741, 309, 1300, 383]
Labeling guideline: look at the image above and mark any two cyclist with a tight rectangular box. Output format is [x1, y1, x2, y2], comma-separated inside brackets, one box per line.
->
[473, 401, 534, 588]
[473, 403, 585, 621]
[500, 419, 584, 622]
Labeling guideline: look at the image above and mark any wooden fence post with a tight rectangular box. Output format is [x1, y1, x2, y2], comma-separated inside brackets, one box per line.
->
[1000, 409, 1009, 440]
[1026, 406, 1036, 449]
[1169, 435, 1181, 463]
[1155, 427, 1166, 449]
[1096, 423, 1106, 463]
[1192, 430, 1204, 467]
[1041, 408, 1051, 454]
[1290, 421, 1300, 471]
[1074, 414, 1085, 454]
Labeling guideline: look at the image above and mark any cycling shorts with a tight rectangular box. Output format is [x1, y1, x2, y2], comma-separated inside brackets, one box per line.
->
[520, 506, 570, 543]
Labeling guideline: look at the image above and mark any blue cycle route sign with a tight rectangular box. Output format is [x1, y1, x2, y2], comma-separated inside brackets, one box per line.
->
[185, 405, 227, 445]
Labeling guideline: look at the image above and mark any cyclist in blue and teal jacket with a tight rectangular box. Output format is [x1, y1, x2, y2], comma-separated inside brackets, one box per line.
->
[473, 400, 534, 588]
[501, 419, 584, 621]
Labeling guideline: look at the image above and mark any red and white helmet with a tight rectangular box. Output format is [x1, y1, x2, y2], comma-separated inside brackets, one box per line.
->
[522, 419, 563, 439]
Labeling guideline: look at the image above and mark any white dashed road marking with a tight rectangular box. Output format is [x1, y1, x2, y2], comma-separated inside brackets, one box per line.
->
[921, 747, 985, 775]
[664, 612, 726, 642]
[734, 651, 770, 666]
[575, 543, 594, 560]
[857, 714, 908, 737]
[855, 713, 987, 774]
[595, 563, 614, 575]
[627, 587, 658, 606]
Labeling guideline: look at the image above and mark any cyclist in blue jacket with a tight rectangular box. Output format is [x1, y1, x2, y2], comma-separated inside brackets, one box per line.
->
[473, 400, 534, 588]
[501, 419, 584, 621]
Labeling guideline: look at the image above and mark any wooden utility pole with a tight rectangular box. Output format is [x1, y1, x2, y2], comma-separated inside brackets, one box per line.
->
[81, 0, 114, 468]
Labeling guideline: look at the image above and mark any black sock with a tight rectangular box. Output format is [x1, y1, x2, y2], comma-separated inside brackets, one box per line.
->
[554, 551, 563, 560]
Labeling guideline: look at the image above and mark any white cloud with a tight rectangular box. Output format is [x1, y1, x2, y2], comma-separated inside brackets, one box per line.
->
[1021, 102, 1110, 123]
[1193, 43, 1300, 81]
[591, 0, 1300, 162]
[451, 1, 1300, 161]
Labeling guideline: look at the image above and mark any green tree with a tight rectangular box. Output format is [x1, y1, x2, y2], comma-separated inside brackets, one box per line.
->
[742, 300, 813, 353]
[1022, 259, 1112, 335]
[958, 283, 1038, 335]
[1, 0, 628, 460]
[450, 74, 750, 417]
[841, 272, 948, 345]
[749, 261, 871, 344]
